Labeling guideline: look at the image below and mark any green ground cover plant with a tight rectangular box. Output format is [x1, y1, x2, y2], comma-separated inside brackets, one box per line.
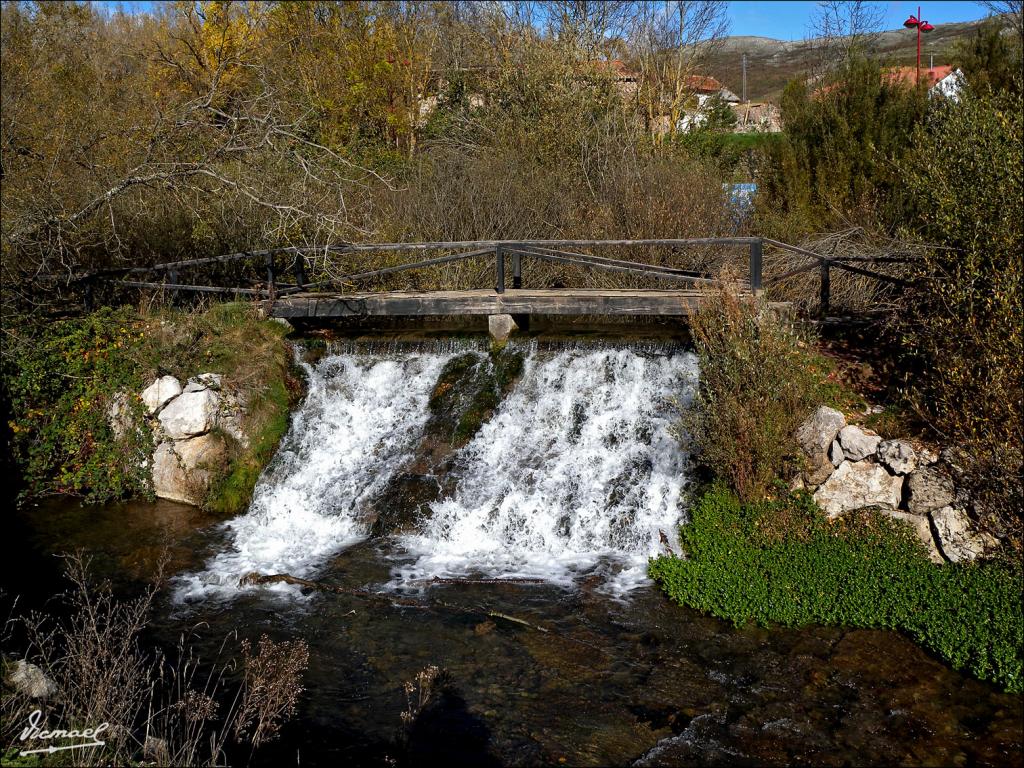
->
[651, 487, 1024, 692]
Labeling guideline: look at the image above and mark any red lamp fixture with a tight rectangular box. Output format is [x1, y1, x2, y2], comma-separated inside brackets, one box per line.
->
[904, 6, 935, 85]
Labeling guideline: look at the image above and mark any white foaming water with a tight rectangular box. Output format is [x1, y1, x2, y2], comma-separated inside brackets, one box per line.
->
[175, 351, 454, 600]
[393, 347, 697, 594]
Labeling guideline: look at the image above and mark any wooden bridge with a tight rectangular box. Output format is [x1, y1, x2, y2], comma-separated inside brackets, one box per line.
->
[83, 237, 911, 321]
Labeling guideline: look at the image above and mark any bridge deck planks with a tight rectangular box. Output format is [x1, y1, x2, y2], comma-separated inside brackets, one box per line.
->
[270, 288, 732, 318]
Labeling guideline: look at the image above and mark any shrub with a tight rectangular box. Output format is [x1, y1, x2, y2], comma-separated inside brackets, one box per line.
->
[681, 280, 824, 501]
[898, 85, 1023, 549]
[650, 487, 1024, 692]
[3, 303, 297, 512]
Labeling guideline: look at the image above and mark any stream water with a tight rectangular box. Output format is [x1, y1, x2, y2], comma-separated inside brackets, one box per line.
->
[6, 338, 1022, 766]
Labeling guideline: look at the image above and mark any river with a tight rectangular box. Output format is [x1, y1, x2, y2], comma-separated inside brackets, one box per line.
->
[5, 338, 1022, 766]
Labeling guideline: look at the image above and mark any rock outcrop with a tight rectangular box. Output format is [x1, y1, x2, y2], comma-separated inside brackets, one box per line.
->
[837, 425, 881, 461]
[137, 373, 242, 506]
[876, 439, 917, 475]
[930, 506, 994, 563]
[792, 408, 994, 564]
[141, 375, 183, 415]
[813, 460, 903, 517]
[8, 660, 57, 699]
[796, 406, 846, 484]
[906, 465, 955, 516]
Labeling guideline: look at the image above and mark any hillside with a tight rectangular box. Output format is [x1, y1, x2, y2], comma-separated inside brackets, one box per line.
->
[705, 16, 994, 103]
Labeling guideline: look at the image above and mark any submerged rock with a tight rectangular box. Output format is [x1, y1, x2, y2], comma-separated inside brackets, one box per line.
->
[813, 460, 903, 517]
[796, 406, 846, 485]
[140, 375, 182, 415]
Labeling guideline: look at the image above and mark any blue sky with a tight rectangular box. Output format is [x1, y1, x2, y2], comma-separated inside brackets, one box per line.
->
[729, 1, 991, 40]
[102, 1, 995, 42]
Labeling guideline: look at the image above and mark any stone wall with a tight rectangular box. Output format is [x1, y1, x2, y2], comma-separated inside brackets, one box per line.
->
[794, 406, 997, 563]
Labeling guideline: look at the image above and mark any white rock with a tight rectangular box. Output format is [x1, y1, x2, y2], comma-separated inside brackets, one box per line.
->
[838, 425, 881, 461]
[829, 439, 844, 467]
[813, 460, 904, 517]
[218, 392, 249, 449]
[887, 511, 943, 564]
[876, 439, 918, 475]
[140, 375, 182, 415]
[930, 506, 992, 563]
[488, 313, 518, 343]
[158, 389, 220, 439]
[8, 660, 57, 699]
[795, 406, 846, 484]
[183, 381, 206, 393]
[152, 434, 227, 505]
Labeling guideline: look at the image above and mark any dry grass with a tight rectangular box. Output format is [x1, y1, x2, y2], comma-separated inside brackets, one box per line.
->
[1, 553, 308, 767]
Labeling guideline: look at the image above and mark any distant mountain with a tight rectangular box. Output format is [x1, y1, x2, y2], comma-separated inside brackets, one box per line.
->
[705, 16, 995, 103]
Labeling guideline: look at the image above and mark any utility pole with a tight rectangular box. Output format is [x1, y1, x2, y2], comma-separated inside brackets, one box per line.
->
[741, 52, 747, 103]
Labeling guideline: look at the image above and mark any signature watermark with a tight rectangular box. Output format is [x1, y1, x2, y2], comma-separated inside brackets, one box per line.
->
[18, 709, 109, 757]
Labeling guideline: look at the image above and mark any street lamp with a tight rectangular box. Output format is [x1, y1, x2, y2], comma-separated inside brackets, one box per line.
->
[904, 7, 935, 86]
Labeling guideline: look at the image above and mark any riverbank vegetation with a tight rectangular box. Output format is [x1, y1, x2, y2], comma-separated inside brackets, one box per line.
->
[650, 487, 1023, 693]
[1, 554, 308, 767]
[3, 303, 297, 512]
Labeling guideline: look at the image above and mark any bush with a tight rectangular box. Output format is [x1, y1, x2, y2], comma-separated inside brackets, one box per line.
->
[755, 57, 928, 240]
[899, 85, 1023, 549]
[650, 487, 1024, 692]
[3, 304, 297, 512]
[681, 281, 825, 501]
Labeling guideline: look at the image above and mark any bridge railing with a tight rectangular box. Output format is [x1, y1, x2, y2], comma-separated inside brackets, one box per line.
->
[78, 236, 912, 315]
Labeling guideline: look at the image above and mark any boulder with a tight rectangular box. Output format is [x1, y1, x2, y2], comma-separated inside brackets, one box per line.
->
[8, 660, 57, 699]
[140, 375, 182, 415]
[930, 506, 993, 563]
[152, 434, 227, 505]
[829, 439, 844, 467]
[488, 313, 518, 343]
[876, 439, 917, 475]
[838, 425, 881, 461]
[183, 381, 206, 393]
[795, 406, 846, 485]
[906, 465, 955, 516]
[158, 388, 219, 439]
[887, 511, 943, 564]
[218, 392, 249, 449]
[813, 460, 904, 517]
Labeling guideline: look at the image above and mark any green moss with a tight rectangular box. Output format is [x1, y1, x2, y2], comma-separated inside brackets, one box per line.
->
[650, 487, 1024, 692]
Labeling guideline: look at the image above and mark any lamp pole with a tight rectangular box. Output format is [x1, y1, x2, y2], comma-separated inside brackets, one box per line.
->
[904, 7, 935, 85]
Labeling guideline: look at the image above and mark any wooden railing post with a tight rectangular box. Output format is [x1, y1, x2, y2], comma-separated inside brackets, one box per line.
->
[293, 253, 306, 291]
[512, 249, 522, 289]
[168, 268, 179, 302]
[749, 238, 763, 292]
[265, 253, 276, 298]
[819, 259, 831, 317]
[495, 244, 505, 293]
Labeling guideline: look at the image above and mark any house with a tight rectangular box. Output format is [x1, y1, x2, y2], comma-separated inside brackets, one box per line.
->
[882, 65, 966, 100]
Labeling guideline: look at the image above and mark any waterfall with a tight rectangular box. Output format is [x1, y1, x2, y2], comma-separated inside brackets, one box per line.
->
[176, 342, 697, 601]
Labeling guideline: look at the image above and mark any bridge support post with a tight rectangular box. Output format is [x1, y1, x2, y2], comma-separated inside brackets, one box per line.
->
[495, 245, 505, 293]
